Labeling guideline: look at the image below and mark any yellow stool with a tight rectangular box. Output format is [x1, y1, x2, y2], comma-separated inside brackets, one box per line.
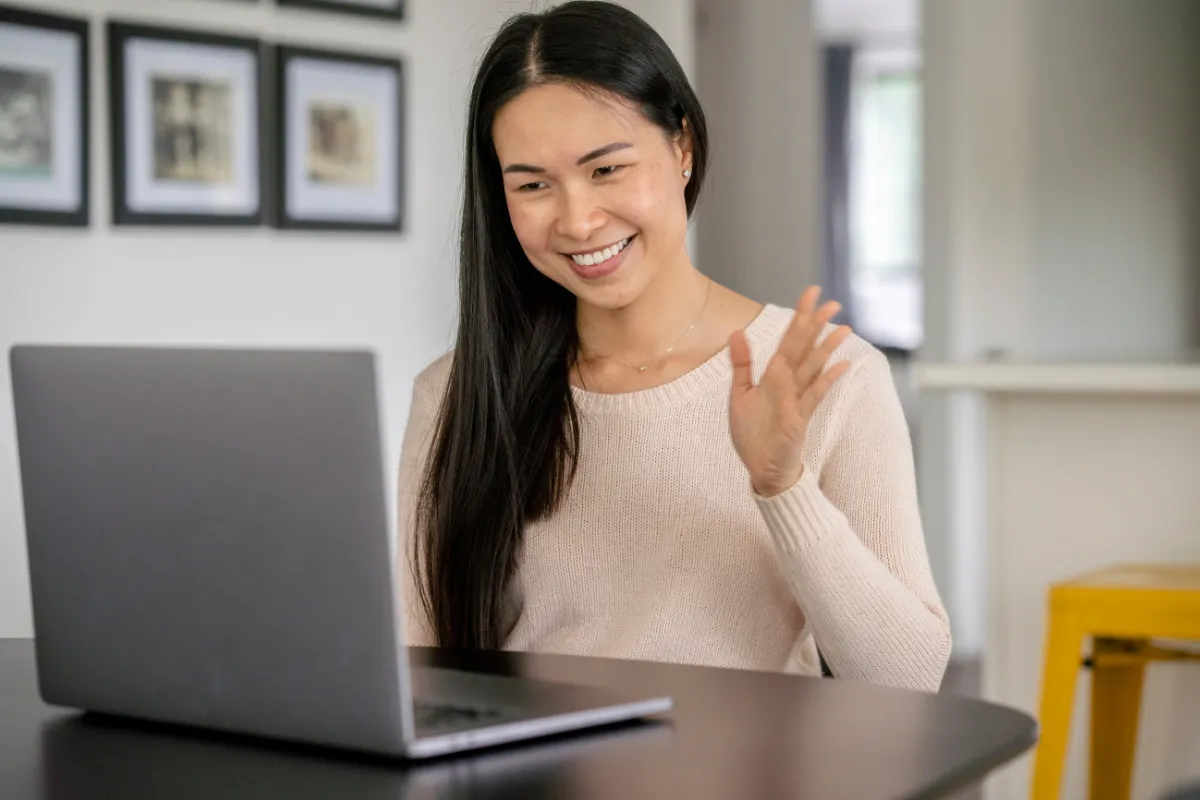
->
[1030, 564, 1200, 800]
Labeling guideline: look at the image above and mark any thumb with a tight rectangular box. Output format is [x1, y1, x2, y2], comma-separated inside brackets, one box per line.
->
[729, 330, 753, 396]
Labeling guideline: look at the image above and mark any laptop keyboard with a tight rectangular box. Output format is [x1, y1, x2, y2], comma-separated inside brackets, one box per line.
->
[413, 699, 506, 731]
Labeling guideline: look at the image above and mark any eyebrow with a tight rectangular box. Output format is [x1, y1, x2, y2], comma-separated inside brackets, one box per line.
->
[502, 142, 633, 175]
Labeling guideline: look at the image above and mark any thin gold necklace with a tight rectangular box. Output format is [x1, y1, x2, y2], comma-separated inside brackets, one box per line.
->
[591, 276, 713, 373]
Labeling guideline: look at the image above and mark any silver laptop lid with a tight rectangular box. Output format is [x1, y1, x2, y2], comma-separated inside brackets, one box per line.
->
[9, 345, 415, 755]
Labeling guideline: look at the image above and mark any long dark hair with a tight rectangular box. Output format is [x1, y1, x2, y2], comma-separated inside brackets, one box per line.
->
[414, 0, 710, 650]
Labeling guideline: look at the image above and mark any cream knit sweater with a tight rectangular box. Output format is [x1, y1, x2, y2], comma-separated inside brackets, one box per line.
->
[397, 304, 952, 693]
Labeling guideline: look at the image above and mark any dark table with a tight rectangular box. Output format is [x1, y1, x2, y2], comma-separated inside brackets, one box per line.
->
[0, 638, 1036, 799]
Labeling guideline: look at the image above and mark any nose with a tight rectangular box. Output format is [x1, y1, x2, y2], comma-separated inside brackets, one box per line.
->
[554, 183, 607, 244]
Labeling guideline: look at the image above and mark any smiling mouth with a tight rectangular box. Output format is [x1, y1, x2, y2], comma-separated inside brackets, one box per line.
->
[563, 235, 635, 267]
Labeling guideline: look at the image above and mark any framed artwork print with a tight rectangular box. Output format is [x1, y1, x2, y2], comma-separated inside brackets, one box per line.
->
[0, 5, 89, 227]
[276, 0, 403, 22]
[108, 21, 266, 226]
[275, 45, 403, 232]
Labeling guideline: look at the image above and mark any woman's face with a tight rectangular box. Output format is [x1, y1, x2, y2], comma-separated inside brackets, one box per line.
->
[492, 83, 693, 310]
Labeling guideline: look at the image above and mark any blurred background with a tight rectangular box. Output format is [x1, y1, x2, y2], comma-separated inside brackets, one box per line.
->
[1, 1, 1197, 798]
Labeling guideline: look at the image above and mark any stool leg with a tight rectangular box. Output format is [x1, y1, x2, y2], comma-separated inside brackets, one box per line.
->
[1031, 609, 1085, 800]
[1088, 638, 1146, 800]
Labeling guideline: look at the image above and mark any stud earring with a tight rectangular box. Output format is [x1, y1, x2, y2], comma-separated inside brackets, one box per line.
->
[683, 169, 692, 178]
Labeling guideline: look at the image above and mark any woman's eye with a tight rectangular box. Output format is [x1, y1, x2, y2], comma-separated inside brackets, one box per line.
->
[518, 181, 546, 192]
[594, 165, 625, 178]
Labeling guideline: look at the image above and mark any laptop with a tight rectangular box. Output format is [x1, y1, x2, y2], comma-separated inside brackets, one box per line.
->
[8, 344, 672, 759]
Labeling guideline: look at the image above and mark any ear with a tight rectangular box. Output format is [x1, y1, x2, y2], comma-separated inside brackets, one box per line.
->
[674, 117, 695, 175]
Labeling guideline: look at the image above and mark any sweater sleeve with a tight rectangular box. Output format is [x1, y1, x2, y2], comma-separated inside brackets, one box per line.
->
[395, 370, 442, 648]
[753, 350, 952, 693]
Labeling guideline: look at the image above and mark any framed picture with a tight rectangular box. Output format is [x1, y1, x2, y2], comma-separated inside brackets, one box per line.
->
[0, 5, 89, 227]
[275, 45, 403, 232]
[276, 0, 403, 22]
[108, 21, 266, 226]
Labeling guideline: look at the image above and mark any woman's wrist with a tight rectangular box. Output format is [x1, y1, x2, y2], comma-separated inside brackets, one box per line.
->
[751, 467, 804, 499]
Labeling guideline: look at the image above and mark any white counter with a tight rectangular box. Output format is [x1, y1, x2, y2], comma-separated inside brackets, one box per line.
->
[914, 361, 1200, 395]
[914, 362, 1200, 800]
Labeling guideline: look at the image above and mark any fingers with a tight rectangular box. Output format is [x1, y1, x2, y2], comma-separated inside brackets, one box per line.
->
[797, 284, 821, 316]
[773, 287, 818, 364]
[776, 286, 843, 366]
[793, 323, 852, 389]
[729, 329, 753, 395]
[796, 360, 850, 419]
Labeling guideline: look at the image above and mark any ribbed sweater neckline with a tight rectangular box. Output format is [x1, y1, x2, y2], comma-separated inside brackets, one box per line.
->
[569, 303, 787, 414]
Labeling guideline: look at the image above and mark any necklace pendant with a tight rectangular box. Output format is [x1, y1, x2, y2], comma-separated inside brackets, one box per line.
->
[637, 365, 650, 372]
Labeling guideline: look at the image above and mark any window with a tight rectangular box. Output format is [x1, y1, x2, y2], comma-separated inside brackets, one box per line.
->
[848, 56, 923, 350]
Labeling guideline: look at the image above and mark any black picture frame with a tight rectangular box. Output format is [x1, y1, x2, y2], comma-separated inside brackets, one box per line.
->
[276, 0, 404, 22]
[0, 5, 90, 227]
[108, 20, 268, 226]
[274, 44, 404, 233]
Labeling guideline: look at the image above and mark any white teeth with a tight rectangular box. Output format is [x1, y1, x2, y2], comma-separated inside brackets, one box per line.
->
[571, 237, 631, 267]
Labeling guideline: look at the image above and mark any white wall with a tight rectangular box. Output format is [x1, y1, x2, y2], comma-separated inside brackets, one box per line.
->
[693, 0, 821, 305]
[0, 0, 697, 639]
[1029, 0, 1200, 362]
[921, 0, 1200, 365]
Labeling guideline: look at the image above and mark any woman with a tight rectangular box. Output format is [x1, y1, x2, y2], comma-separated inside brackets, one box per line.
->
[397, 0, 950, 692]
